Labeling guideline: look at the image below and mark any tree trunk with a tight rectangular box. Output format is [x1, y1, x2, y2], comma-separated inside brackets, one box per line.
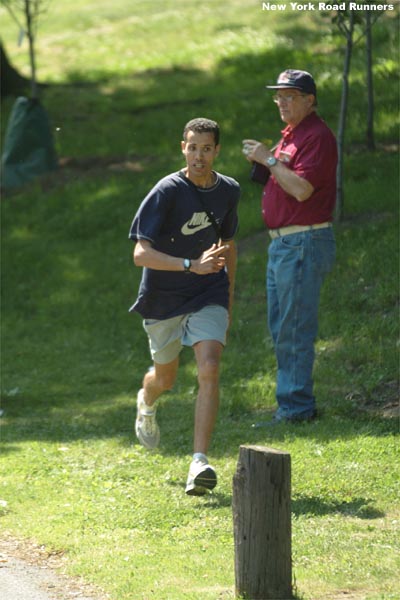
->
[24, 0, 38, 99]
[365, 11, 375, 151]
[336, 12, 355, 222]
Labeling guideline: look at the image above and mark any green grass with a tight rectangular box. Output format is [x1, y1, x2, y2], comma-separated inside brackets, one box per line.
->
[1, 1, 399, 599]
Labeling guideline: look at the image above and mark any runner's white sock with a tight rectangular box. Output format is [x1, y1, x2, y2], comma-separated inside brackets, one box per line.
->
[193, 452, 208, 464]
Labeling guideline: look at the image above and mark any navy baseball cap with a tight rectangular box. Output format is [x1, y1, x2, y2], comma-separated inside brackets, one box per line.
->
[266, 69, 317, 96]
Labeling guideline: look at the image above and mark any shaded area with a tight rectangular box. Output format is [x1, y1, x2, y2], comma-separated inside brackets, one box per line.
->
[1, 97, 58, 189]
[1, 18, 398, 447]
[291, 495, 385, 519]
[0, 41, 31, 98]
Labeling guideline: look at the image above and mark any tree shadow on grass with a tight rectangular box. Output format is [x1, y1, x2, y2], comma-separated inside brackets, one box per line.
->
[204, 494, 385, 519]
[0, 377, 397, 449]
[292, 495, 385, 519]
[163, 468, 385, 518]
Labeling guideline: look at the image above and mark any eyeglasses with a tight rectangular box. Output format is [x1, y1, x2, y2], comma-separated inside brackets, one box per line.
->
[273, 93, 307, 104]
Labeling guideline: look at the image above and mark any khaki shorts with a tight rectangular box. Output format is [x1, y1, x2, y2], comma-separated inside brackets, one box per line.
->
[143, 304, 229, 364]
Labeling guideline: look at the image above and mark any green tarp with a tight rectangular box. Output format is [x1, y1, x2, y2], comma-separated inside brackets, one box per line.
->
[1, 96, 58, 189]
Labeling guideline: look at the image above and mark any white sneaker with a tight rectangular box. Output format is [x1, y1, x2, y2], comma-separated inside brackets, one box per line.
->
[135, 389, 160, 449]
[185, 458, 217, 496]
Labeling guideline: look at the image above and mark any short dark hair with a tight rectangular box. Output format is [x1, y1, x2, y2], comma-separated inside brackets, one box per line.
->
[183, 118, 220, 145]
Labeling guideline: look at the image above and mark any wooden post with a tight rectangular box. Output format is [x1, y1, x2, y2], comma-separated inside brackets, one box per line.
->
[232, 445, 292, 600]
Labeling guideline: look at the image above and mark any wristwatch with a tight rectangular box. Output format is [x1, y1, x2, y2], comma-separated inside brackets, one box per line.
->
[266, 156, 278, 168]
[183, 258, 191, 273]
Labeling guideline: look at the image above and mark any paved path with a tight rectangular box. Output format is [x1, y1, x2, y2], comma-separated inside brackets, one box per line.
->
[0, 550, 103, 600]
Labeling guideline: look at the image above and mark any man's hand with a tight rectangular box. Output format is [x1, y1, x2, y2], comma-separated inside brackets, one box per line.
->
[242, 139, 272, 165]
[191, 243, 229, 275]
[242, 138, 314, 202]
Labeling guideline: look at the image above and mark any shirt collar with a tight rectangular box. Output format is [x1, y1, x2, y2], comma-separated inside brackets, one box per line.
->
[281, 111, 318, 139]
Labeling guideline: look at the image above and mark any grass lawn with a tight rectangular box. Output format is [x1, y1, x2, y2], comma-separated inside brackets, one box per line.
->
[1, 1, 399, 599]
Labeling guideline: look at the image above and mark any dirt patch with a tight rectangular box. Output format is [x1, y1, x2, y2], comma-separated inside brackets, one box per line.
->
[346, 379, 400, 419]
[40, 155, 154, 190]
[1, 154, 155, 197]
[324, 593, 370, 600]
[0, 533, 108, 600]
[348, 142, 399, 154]
[58, 155, 153, 174]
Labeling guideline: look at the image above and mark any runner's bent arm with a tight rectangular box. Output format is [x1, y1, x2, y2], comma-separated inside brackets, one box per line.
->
[133, 239, 228, 275]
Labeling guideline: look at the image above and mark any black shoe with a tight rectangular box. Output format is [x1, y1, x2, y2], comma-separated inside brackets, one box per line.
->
[286, 409, 317, 423]
[252, 410, 317, 428]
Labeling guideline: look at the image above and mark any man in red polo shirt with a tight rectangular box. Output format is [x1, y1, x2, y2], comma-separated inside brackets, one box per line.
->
[242, 69, 337, 424]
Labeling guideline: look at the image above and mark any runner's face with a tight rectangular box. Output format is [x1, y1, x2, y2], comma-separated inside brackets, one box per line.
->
[181, 130, 220, 184]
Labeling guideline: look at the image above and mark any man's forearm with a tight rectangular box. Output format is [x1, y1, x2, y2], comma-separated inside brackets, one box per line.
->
[268, 160, 314, 202]
[243, 139, 314, 202]
[134, 242, 184, 271]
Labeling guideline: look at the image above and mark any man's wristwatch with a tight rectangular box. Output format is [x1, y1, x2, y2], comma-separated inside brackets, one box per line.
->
[266, 156, 278, 168]
[183, 258, 191, 273]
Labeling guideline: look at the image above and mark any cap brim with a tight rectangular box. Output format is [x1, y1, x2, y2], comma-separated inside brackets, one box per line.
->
[266, 84, 303, 90]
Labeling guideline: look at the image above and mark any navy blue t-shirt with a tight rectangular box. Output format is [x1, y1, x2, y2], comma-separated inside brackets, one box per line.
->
[128, 170, 240, 320]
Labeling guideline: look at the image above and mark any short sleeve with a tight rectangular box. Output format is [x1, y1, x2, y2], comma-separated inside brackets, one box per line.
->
[128, 183, 173, 242]
[220, 182, 240, 241]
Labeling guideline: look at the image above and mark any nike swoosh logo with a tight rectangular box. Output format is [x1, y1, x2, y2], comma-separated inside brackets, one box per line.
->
[181, 221, 211, 235]
[181, 211, 212, 236]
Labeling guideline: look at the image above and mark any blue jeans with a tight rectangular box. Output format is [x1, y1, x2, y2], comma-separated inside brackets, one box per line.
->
[266, 227, 336, 419]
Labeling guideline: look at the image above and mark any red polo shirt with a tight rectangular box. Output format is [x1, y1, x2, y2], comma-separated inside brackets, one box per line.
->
[262, 112, 337, 229]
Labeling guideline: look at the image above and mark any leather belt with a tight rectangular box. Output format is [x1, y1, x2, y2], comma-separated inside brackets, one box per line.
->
[269, 222, 332, 239]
